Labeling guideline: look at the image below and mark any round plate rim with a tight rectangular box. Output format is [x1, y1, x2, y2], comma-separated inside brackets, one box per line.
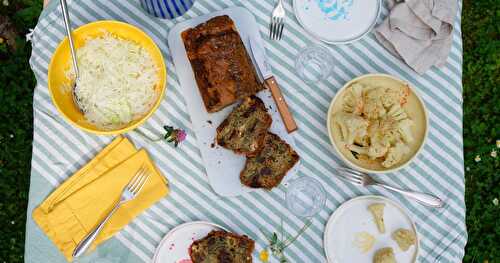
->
[293, 0, 381, 45]
[323, 195, 420, 263]
[152, 221, 228, 263]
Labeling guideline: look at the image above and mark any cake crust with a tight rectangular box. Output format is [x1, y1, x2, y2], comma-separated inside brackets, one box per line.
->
[182, 15, 264, 113]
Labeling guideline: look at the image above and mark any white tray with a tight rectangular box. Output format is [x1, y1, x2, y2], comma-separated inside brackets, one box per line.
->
[167, 6, 299, 197]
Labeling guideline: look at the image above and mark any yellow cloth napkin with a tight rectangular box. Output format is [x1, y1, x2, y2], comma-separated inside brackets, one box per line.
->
[33, 136, 169, 261]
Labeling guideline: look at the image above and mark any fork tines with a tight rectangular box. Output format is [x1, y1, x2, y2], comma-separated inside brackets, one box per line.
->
[334, 168, 364, 185]
[270, 17, 284, 40]
[127, 166, 150, 195]
[270, 0, 285, 40]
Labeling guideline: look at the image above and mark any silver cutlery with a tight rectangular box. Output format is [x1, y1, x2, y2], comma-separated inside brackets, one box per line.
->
[333, 167, 444, 208]
[270, 0, 286, 40]
[248, 36, 297, 133]
[72, 166, 150, 258]
[59, 0, 85, 112]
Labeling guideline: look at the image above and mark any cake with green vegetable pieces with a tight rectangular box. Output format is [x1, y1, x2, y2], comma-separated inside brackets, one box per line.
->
[240, 132, 299, 189]
[189, 230, 254, 263]
[216, 96, 272, 157]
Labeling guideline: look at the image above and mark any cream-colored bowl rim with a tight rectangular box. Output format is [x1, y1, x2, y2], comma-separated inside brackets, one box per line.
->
[326, 73, 429, 174]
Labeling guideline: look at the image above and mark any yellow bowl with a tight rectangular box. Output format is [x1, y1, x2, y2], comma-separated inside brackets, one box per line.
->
[48, 20, 167, 135]
[327, 74, 429, 174]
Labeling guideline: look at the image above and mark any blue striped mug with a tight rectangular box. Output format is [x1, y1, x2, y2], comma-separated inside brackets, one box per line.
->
[140, 0, 194, 19]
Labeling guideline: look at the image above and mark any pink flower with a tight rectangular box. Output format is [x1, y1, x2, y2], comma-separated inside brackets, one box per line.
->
[163, 125, 186, 147]
[177, 129, 187, 142]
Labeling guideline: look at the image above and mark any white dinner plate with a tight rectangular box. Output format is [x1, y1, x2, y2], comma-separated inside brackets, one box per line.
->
[153, 221, 228, 263]
[324, 195, 419, 263]
[293, 0, 381, 44]
[167, 6, 300, 197]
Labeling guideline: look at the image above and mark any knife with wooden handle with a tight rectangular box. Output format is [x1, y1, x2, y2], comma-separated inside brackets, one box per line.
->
[248, 37, 298, 133]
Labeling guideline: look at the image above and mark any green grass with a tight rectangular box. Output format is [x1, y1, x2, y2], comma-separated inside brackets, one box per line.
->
[462, 0, 500, 262]
[0, 0, 498, 262]
[0, 1, 41, 262]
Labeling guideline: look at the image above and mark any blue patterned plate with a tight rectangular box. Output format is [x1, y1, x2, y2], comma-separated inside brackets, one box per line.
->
[293, 0, 381, 44]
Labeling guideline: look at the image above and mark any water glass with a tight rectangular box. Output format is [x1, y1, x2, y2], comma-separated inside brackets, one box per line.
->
[286, 176, 326, 218]
[295, 44, 335, 83]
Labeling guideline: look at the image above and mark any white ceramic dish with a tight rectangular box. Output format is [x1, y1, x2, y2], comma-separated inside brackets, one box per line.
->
[167, 7, 300, 197]
[153, 221, 228, 263]
[293, 0, 381, 44]
[326, 74, 429, 174]
[324, 195, 420, 263]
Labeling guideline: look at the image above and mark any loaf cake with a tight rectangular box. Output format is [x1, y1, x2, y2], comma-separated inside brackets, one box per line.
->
[240, 132, 299, 189]
[189, 230, 254, 263]
[216, 96, 272, 156]
[181, 15, 264, 113]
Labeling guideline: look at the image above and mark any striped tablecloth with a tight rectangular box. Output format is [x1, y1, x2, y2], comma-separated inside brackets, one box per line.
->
[25, 0, 466, 262]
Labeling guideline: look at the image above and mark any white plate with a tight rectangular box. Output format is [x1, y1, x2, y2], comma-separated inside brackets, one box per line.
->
[167, 7, 299, 197]
[324, 195, 419, 263]
[293, 0, 381, 44]
[153, 221, 228, 263]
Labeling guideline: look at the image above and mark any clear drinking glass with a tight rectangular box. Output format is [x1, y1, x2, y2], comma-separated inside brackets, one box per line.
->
[295, 44, 335, 84]
[286, 176, 326, 218]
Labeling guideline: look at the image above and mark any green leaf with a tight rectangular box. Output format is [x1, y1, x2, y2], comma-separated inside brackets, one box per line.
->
[271, 232, 278, 245]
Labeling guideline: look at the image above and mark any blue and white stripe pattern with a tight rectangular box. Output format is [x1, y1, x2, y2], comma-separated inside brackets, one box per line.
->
[25, 0, 466, 262]
[140, 0, 194, 19]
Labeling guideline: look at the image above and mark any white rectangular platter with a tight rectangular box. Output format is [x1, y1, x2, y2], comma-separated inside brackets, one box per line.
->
[167, 6, 299, 197]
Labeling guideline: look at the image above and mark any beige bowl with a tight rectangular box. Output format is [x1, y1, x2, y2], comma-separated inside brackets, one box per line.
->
[327, 74, 429, 174]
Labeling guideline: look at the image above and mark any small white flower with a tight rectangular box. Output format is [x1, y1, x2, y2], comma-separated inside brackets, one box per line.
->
[10, 221, 14, 225]
[25, 28, 35, 42]
[474, 155, 481, 162]
[491, 150, 497, 158]
[2, 0, 8, 6]
[466, 166, 470, 171]
[493, 198, 499, 206]
[9, 134, 13, 138]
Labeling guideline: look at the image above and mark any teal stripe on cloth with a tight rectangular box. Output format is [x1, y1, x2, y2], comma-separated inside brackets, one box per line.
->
[25, 0, 466, 262]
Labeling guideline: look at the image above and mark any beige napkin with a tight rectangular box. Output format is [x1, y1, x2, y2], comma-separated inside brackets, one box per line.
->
[375, 0, 458, 74]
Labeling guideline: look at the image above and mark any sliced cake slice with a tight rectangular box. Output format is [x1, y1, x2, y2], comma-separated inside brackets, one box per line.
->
[189, 230, 255, 263]
[240, 132, 300, 189]
[216, 96, 272, 156]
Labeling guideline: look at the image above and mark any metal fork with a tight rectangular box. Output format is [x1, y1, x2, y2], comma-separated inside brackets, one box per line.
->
[333, 167, 444, 208]
[270, 0, 286, 40]
[72, 166, 151, 258]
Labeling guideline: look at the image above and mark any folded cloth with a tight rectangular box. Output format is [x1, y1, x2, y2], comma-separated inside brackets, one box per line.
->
[374, 0, 458, 74]
[32, 136, 169, 261]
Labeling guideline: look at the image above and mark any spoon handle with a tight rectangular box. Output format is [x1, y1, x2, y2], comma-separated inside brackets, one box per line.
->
[59, 0, 79, 79]
[376, 183, 444, 208]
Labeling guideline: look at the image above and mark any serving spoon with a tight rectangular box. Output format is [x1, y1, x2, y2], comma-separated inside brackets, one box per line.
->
[59, 0, 85, 112]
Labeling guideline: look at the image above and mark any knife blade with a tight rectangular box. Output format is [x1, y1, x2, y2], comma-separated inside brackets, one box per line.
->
[248, 37, 298, 133]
